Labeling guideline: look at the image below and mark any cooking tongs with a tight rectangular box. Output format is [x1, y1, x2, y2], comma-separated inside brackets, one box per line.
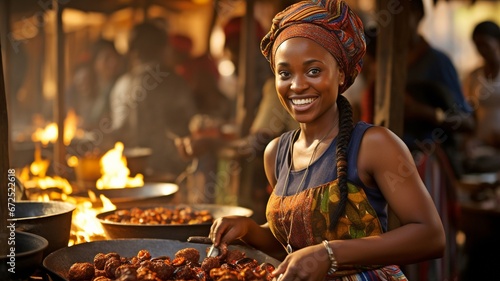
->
[187, 236, 219, 257]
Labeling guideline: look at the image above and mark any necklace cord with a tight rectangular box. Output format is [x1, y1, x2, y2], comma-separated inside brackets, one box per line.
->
[278, 117, 339, 253]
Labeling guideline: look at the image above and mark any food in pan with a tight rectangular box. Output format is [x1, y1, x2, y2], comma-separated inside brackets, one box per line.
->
[67, 245, 275, 281]
[101, 206, 214, 225]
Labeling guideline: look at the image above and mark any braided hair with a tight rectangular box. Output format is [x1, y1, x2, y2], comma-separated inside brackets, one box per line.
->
[330, 94, 353, 231]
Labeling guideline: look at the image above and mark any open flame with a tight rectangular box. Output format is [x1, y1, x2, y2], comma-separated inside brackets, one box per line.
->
[19, 144, 73, 195]
[31, 109, 80, 146]
[67, 193, 116, 245]
[64, 109, 79, 146]
[96, 142, 144, 189]
[22, 113, 151, 245]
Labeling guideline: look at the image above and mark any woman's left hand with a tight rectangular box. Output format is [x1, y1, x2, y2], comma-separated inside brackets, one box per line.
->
[271, 243, 331, 281]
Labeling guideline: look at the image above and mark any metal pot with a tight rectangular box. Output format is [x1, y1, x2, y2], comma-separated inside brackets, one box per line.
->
[123, 146, 152, 176]
[0, 231, 48, 279]
[96, 204, 253, 241]
[13, 201, 75, 257]
[43, 239, 280, 281]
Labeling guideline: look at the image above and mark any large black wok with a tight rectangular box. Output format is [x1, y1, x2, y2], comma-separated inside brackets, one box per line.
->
[96, 204, 253, 241]
[13, 201, 75, 257]
[43, 239, 281, 281]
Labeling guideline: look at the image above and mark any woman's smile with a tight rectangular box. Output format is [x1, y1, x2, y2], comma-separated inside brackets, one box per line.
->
[291, 97, 316, 105]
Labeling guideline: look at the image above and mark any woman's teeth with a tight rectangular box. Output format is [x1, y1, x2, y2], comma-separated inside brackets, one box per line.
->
[292, 98, 315, 105]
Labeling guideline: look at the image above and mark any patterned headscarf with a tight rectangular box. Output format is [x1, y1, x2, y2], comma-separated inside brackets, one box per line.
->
[260, 0, 366, 93]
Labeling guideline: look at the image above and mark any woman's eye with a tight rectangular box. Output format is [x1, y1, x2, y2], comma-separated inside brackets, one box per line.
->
[308, 68, 320, 76]
[278, 71, 290, 79]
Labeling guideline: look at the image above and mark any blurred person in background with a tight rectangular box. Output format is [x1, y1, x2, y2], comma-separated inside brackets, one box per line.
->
[167, 33, 232, 204]
[404, 0, 474, 180]
[462, 20, 500, 174]
[66, 38, 124, 133]
[108, 21, 197, 181]
[461, 22, 500, 279]
[401, 1, 475, 280]
[169, 33, 232, 121]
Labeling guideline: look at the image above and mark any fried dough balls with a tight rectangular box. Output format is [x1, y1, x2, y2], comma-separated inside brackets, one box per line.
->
[174, 247, 200, 264]
[67, 246, 274, 281]
[68, 262, 95, 281]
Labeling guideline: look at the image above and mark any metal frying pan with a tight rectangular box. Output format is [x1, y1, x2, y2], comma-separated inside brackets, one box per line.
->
[92, 182, 179, 203]
[73, 182, 179, 208]
[43, 239, 281, 281]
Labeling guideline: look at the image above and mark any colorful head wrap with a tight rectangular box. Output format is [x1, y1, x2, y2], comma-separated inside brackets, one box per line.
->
[260, 0, 366, 93]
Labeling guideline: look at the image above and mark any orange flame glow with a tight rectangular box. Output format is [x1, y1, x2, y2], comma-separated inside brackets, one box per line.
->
[30, 109, 80, 146]
[20, 145, 73, 194]
[96, 142, 144, 189]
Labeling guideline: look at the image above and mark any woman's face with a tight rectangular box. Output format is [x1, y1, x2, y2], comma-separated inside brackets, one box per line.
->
[473, 34, 500, 64]
[273, 37, 344, 124]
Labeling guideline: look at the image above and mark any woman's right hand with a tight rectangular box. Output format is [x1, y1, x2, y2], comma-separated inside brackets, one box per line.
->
[209, 216, 255, 246]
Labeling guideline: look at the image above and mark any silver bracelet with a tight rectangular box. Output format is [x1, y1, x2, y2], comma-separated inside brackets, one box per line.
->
[322, 240, 338, 274]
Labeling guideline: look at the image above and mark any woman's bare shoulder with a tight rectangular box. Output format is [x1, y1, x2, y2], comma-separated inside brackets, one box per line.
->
[359, 125, 413, 166]
[362, 125, 405, 147]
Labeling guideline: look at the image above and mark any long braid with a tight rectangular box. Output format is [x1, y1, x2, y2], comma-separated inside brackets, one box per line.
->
[329, 94, 354, 231]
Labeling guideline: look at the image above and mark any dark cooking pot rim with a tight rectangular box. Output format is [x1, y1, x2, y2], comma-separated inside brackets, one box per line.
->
[96, 203, 253, 227]
[0, 232, 49, 258]
[12, 201, 76, 221]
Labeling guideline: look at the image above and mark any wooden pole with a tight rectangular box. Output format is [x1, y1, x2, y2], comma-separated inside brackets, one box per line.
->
[0, 0, 12, 168]
[374, 0, 409, 137]
[1, 31, 10, 254]
[374, 0, 411, 230]
[236, 0, 257, 137]
[53, 0, 67, 176]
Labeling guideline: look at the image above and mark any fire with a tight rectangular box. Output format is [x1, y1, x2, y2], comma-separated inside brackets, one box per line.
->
[20, 144, 73, 195]
[64, 109, 79, 146]
[31, 109, 80, 146]
[32, 123, 58, 146]
[23, 111, 148, 244]
[22, 114, 150, 246]
[67, 193, 116, 245]
[96, 142, 144, 189]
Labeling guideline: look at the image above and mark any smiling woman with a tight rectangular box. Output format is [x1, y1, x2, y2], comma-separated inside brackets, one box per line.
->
[208, 1, 446, 280]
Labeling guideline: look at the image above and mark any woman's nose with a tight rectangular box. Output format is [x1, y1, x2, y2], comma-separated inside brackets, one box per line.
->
[290, 75, 308, 92]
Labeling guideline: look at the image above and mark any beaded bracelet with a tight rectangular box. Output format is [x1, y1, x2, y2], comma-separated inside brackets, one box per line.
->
[322, 240, 338, 274]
